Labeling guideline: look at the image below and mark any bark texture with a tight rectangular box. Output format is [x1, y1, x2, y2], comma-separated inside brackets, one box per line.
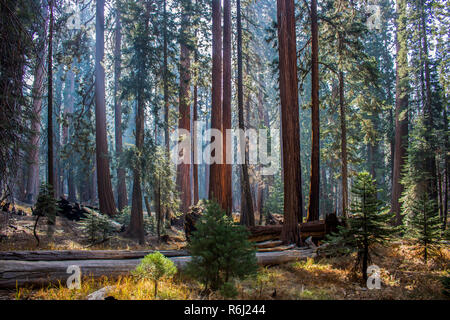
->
[95, 0, 117, 216]
[276, 0, 302, 244]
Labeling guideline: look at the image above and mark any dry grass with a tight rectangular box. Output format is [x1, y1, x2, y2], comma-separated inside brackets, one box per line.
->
[5, 243, 448, 300]
[2, 205, 448, 300]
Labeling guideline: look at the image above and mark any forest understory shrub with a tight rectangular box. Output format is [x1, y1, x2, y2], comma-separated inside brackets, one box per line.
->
[185, 200, 258, 293]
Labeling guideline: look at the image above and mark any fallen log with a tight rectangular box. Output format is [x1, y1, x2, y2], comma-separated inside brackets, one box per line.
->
[248, 217, 341, 242]
[254, 240, 283, 249]
[257, 244, 295, 252]
[248, 225, 283, 242]
[0, 249, 315, 288]
[248, 223, 326, 242]
[0, 249, 189, 261]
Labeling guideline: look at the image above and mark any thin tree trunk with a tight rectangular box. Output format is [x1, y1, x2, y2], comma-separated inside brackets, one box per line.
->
[64, 70, 76, 202]
[127, 94, 145, 244]
[391, 0, 409, 225]
[420, 0, 437, 201]
[276, 0, 302, 244]
[114, 4, 128, 212]
[163, 0, 170, 154]
[307, 0, 320, 222]
[25, 13, 47, 203]
[193, 47, 199, 205]
[444, 105, 449, 230]
[337, 33, 348, 219]
[126, 2, 152, 244]
[47, 0, 54, 196]
[95, 0, 117, 216]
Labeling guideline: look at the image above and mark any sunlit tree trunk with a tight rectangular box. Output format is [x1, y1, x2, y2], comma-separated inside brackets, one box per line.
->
[193, 32, 199, 205]
[222, 0, 232, 216]
[177, 7, 192, 215]
[209, 0, 223, 205]
[95, 0, 117, 216]
[276, 0, 302, 244]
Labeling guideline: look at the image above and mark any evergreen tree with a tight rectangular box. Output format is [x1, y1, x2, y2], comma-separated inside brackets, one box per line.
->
[325, 172, 395, 282]
[405, 193, 441, 263]
[186, 200, 258, 292]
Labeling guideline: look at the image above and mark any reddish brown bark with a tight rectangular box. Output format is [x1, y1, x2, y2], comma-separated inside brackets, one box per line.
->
[177, 9, 192, 215]
[114, 4, 128, 212]
[193, 36, 199, 205]
[276, 0, 302, 244]
[95, 0, 117, 216]
[222, 0, 232, 216]
[47, 0, 55, 196]
[307, 0, 320, 222]
[209, 0, 223, 205]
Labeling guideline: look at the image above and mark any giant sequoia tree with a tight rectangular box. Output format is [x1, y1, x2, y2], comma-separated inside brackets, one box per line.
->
[276, 0, 303, 244]
[222, 0, 232, 216]
[95, 0, 117, 216]
[209, 0, 223, 205]
[176, 0, 192, 215]
[114, 1, 128, 212]
[307, 0, 320, 222]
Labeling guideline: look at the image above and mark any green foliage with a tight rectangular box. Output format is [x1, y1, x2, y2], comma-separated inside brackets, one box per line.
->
[34, 183, 59, 226]
[132, 251, 177, 297]
[441, 271, 450, 298]
[114, 206, 157, 236]
[443, 228, 450, 241]
[400, 117, 436, 214]
[264, 174, 284, 216]
[186, 200, 258, 291]
[78, 210, 115, 244]
[123, 135, 180, 236]
[142, 144, 180, 220]
[325, 172, 396, 281]
[219, 282, 239, 299]
[405, 193, 442, 263]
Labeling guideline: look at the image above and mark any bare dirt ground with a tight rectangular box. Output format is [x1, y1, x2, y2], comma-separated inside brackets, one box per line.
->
[0, 201, 186, 252]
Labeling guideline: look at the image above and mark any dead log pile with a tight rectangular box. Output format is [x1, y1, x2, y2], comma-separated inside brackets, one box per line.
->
[54, 198, 89, 221]
[248, 213, 342, 242]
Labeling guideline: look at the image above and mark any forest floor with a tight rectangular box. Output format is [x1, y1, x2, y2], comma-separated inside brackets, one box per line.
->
[0, 203, 449, 300]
